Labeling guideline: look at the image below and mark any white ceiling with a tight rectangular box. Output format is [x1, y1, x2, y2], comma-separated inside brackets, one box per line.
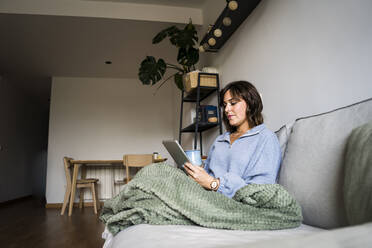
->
[0, 0, 219, 78]
[0, 13, 183, 78]
[0, 0, 224, 106]
[84, 0, 208, 8]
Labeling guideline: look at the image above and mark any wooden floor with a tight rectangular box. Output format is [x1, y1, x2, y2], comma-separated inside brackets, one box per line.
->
[0, 197, 105, 248]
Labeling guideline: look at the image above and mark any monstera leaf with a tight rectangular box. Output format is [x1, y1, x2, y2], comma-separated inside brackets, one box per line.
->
[152, 26, 179, 44]
[138, 56, 166, 86]
[138, 20, 199, 93]
[177, 47, 199, 68]
[171, 22, 198, 48]
[174, 73, 184, 91]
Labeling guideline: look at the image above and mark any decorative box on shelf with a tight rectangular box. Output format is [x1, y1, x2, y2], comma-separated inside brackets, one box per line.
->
[183, 71, 218, 93]
[190, 105, 218, 125]
[204, 105, 218, 123]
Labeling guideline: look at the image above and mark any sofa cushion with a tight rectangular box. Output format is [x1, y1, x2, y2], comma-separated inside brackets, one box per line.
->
[247, 222, 372, 248]
[278, 98, 372, 229]
[106, 224, 323, 248]
[344, 122, 372, 225]
[275, 121, 294, 160]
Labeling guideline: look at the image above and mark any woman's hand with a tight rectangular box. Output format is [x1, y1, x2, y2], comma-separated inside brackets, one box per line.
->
[184, 162, 215, 190]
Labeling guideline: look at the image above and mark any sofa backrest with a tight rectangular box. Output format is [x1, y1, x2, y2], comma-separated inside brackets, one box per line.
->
[277, 98, 372, 229]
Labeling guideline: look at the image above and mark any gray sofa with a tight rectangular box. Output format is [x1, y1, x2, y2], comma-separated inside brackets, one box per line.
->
[103, 98, 372, 248]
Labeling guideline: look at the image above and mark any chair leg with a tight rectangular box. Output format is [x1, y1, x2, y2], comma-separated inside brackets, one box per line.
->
[79, 188, 84, 209]
[79, 165, 87, 209]
[69, 184, 77, 216]
[91, 183, 98, 214]
[61, 185, 71, 215]
[69, 164, 80, 216]
[126, 165, 131, 184]
[95, 182, 100, 211]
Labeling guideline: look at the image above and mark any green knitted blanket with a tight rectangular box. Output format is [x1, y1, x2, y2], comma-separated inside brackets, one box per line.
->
[100, 163, 303, 235]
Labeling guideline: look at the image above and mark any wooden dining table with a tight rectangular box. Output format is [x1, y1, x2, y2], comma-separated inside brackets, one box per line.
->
[68, 158, 167, 216]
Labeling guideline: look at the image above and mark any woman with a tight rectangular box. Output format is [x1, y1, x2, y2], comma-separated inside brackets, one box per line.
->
[184, 81, 281, 198]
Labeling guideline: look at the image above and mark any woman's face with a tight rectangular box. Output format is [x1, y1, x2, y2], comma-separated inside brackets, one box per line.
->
[223, 90, 249, 129]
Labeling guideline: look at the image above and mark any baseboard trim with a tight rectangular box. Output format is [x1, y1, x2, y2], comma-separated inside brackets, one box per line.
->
[45, 201, 104, 208]
[0, 195, 33, 207]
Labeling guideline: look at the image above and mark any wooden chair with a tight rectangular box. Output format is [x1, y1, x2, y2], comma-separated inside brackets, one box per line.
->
[123, 154, 153, 183]
[61, 157, 100, 215]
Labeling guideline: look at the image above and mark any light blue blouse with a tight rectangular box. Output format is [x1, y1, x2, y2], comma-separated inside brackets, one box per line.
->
[203, 124, 282, 198]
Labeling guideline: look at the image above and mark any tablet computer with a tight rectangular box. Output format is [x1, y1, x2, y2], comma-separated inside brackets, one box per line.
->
[162, 140, 190, 170]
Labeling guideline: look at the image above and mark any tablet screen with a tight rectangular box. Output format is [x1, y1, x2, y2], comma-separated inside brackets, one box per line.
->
[162, 140, 190, 169]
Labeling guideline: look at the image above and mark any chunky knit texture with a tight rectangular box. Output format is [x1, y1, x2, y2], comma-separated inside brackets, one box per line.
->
[100, 163, 302, 235]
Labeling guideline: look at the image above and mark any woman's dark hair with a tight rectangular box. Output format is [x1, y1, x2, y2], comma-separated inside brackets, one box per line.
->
[219, 80, 263, 132]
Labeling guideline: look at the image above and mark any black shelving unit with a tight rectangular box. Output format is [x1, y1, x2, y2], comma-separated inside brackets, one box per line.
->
[179, 72, 223, 155]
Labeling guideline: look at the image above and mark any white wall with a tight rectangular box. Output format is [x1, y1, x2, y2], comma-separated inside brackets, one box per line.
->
[201, 0, 372, 148]
[0, 76, 31, 202]
[46, 77, 177, 203]
[0, 76, 49, 202]
[44, 0, 372, 203]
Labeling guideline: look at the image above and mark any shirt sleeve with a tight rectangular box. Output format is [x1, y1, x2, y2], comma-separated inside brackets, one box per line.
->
[203, 143, 215, 175]
[245, 133, 282, 184]
[217, 134, 282, 198]
[217, 172, 246, 198]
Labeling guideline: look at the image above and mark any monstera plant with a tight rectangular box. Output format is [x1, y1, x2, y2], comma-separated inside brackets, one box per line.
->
[138, 20, 199, 92]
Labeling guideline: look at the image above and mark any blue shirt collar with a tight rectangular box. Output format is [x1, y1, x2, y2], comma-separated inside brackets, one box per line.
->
[217, 123, 266, 142]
